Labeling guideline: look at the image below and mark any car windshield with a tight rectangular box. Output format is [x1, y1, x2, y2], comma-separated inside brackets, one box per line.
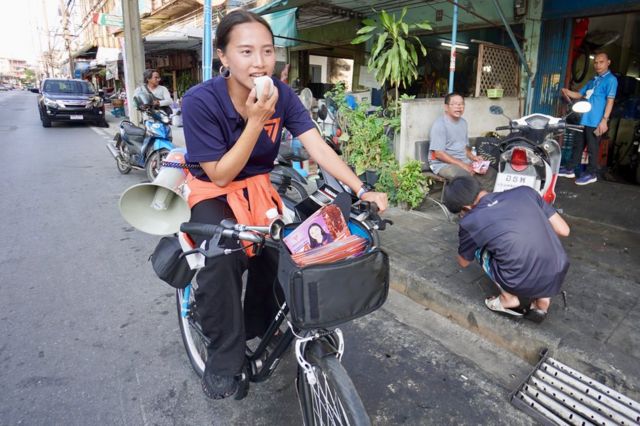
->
[43, 80, 95, 95]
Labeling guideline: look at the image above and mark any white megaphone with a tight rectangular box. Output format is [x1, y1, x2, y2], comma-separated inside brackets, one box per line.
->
[119, 148, 191, 235]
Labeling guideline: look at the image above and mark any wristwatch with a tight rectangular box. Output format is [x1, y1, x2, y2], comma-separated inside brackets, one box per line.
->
[357, 184, 370, 199]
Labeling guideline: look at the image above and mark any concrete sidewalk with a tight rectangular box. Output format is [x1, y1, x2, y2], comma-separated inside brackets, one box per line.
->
[381, 178, 640, 401]
[105, 105, 640, 401]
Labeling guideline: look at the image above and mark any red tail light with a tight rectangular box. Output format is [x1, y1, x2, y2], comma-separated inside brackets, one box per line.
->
[336, 128, 342, 137]
[511, 148, 528, 172]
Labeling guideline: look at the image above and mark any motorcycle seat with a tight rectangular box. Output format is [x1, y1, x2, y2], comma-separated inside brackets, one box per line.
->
[279, 151, 308, 163]
[121, 121, 146, 137]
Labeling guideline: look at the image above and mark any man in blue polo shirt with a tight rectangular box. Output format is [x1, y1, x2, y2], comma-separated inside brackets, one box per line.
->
[443, 176, 570, 323]
[559, 52, 618, 185]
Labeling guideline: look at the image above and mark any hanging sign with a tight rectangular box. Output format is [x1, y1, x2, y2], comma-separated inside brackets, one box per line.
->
[93, 13, 124, 28]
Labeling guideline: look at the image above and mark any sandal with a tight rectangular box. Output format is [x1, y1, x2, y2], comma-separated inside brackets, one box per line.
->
[484, 296, 524, 318]
[524, 308, 548, 323]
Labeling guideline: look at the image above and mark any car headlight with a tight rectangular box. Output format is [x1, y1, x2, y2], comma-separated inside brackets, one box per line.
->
[92, 96, 103, 108]
[43, 97, 59, 108]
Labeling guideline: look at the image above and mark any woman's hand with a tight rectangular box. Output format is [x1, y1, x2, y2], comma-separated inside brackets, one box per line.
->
[361, 191, 388, 213]
[245, 85, 279, 126]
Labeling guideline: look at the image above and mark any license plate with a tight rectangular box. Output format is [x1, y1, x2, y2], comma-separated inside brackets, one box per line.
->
[494, 173, 536, 192]
[70, 115, 83, 120]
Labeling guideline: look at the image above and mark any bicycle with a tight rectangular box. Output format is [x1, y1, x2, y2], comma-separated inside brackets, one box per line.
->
[176, 200, 391, 425]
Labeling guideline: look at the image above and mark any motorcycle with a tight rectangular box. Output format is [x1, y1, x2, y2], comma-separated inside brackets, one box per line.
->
[270, 129, 310, 203]
[106, 90, 175, 182]
[484, 101, 591, 203]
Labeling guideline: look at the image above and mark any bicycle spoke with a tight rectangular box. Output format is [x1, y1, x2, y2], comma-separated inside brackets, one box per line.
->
[308, 364, 352, 426]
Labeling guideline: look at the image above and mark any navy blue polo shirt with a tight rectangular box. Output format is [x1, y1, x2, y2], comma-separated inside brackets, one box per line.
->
[458, 186, 569, 298]
[182, 76, 315, 181]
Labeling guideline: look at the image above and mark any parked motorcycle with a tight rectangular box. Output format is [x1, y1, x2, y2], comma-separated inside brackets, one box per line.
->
[271, 129, 310, 203]
[106, 91, 175, 182]
[483, 101, 591, 203]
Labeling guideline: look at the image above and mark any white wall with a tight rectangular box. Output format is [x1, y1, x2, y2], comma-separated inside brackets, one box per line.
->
[398, 96, 521, 165]
[309, 55, 328, 82]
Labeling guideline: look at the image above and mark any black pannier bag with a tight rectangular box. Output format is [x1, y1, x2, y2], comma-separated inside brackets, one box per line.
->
[149, 236, 195, 289]
[277, 220, 389, 330]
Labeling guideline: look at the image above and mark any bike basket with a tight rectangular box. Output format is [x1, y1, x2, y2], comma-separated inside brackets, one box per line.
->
[277, 219, 389, 330]
[149, 236, 195, 289]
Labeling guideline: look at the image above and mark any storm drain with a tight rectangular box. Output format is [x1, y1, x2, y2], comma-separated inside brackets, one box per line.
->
[511, 349, 640, 425]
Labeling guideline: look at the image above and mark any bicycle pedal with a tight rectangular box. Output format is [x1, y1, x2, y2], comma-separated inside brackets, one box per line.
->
[234, 368, 250, 400]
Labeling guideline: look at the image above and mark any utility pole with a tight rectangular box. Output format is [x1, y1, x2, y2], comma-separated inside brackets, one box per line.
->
[121, 0, 145, 123]
[42, 0, 53, 77]
[59, 0, 74, 78]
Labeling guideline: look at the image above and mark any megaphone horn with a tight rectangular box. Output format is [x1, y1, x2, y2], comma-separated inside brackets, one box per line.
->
[269, 218, 285, 241]
[119, 149, 191, 235]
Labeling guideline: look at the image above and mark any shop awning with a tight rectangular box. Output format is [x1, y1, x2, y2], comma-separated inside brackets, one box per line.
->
[263, 8, 299, 47]
[95, 47, 121, 65]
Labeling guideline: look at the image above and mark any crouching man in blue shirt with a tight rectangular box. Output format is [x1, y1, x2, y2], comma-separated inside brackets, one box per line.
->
[443, 176, 571, 323]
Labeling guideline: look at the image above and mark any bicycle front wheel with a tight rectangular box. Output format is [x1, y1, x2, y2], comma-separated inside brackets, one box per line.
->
[176, 286, 208, 377]
[297, 340, 370, 426]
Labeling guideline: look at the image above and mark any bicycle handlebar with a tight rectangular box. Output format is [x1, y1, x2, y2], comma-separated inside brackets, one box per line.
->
[180, 222, 265, 244]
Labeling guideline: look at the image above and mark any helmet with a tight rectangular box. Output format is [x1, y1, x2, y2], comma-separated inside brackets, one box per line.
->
[133, 90, 153, 110]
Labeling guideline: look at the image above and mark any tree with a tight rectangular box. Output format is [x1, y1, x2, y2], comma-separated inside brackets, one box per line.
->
[351, 8, 431, 114]
[21, 68, 36, 85]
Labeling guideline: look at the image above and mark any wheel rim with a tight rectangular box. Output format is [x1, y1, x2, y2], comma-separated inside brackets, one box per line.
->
[177, 286, 208, 376]
[116, 156, 131, 173]
[147, 149, 169, 181]
[298, 349, 369, 426]
[307, 363, 353, 425]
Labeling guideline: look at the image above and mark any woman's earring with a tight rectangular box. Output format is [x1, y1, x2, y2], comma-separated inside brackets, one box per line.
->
[219, 65, 231, 79]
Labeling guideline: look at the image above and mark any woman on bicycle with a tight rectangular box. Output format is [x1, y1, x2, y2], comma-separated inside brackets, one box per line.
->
[181, 10, 388, 400]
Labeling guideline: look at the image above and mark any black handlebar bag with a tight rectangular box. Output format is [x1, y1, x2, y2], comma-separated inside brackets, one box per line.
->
[150, 236, 195, 289]
[277, 219, 389, 330]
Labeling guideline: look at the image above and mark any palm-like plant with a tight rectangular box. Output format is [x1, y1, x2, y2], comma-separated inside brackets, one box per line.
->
[352, 8, 431, 113]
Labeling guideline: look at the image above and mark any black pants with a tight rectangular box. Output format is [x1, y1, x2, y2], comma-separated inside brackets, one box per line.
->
[567, 126, 599, 175]
[190, 198, 281, 376]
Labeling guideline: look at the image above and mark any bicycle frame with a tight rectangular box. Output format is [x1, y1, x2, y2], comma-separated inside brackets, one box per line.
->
[180, 280, 344, 385]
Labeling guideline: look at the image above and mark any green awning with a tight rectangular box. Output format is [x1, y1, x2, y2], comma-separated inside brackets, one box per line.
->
[263, 8, 299, 47]
[251, 0, 290, 15]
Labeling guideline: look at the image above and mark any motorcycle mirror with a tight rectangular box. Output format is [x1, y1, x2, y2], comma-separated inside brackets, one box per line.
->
[490, 105, 512, 122]
[572, 100, 592, 114]
[318, 104, 328, 121]
[489, 105, 503, 115]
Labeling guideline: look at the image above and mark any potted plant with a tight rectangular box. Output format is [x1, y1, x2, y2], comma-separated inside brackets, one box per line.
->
[351, 7, 431, 115]
[326, 83, 429, 210]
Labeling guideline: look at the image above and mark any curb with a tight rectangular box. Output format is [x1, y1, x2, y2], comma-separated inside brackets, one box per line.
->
[388, 260, 640, 402]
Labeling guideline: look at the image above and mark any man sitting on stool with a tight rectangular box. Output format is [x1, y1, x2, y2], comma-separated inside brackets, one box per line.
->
[429, 92, 496, 191]
[443, 176, 571, 323]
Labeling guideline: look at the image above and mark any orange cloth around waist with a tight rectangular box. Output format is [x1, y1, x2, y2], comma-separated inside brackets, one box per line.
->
[186, 173, 283, 253]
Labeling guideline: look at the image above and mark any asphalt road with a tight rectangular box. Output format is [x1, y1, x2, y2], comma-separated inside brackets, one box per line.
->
[0, 90, 534, 425]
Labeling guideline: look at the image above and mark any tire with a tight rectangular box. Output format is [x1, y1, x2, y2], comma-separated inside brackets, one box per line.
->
[476, 137, 501, 170]
[114, 134, 132, 174]
[98, 119, 109, 128]
[41, 115, 51, 128]
[297, 340, 370, 426]
[572, 47, 590, 84]
[280, 179, 308, 204]
[176, 285, 208, 377]
[145, 148, 169, 182]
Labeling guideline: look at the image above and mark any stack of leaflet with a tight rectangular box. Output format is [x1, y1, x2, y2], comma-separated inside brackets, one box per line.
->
[283, 204, 367, 266]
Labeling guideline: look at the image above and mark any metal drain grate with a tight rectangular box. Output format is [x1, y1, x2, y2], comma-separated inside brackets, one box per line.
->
[511, 349, 640, 425]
